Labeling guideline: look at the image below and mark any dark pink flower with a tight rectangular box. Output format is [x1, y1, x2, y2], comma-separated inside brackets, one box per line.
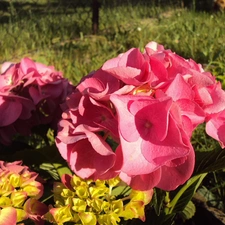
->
[0, 58, 74, 145]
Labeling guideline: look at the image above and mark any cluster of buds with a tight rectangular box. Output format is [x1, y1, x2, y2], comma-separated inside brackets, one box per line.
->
[45, 174, 153, 225]
[0, 161, 48, 224]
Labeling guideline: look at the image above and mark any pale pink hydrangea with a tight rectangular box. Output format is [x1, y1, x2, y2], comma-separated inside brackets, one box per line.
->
[56, 41, 225, 191]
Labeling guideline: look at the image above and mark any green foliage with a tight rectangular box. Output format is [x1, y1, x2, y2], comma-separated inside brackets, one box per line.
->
[179, 200, 196, 221]
[194, 148, 225, 175]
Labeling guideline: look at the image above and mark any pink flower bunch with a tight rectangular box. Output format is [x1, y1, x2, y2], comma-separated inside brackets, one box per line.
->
[0, 58, 74, 145]
[56, 41, 225, 191]
[0, 160, 48, 225]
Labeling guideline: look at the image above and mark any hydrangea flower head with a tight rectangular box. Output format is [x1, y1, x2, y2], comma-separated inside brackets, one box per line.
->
[56, 41, 225, 191]
[0, 58, 74, 145]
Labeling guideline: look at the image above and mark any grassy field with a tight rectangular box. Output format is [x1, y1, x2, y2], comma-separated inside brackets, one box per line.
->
[0, 1, 224, 84]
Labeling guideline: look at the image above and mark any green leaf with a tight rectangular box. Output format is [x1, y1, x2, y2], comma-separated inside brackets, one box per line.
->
[194, 148, 225, 175]
[179, 200, 196, 221]
[39, 163, 60, 180]
[197, 186, 224, 210]
[111, 185, 131, 197]
[167, 173, 207, 214]
[152, 188, 167, 216]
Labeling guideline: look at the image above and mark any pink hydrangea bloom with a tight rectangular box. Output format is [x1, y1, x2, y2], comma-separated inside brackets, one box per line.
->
[56, 41, 225, 191]
[0, 58, 74, 145]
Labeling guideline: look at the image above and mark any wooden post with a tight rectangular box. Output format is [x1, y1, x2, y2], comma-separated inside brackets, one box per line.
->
[92, 0, 100, 34]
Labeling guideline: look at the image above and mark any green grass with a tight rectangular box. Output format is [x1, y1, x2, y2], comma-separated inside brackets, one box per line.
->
[0, 2, 225, 84]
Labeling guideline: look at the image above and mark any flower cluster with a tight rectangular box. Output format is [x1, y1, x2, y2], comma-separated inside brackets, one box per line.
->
[45, 174, 153, 225]
[0, 160, 48, 224]
[0, 58, 74, 145]
[56, 41, 225, 191]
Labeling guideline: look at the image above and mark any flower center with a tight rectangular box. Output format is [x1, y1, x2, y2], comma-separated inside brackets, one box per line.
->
[145, 121, 152, 128]
[131, 84, 154, 96]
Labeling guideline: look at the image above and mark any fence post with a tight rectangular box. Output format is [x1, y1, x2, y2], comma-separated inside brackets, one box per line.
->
[92, 0, 100, 34]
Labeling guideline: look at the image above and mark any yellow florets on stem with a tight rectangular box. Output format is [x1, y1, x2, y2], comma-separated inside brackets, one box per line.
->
[46, 174, 153, 225]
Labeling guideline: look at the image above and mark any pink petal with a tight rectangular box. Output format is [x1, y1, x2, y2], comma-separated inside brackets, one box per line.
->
[115, 142, 159, 176]
[164, 74, 194, 101]
[63, 125, 116, 180]
[20, 58, 37, 74]
[204, 83, 225, 114]
[206, 110, 225, 148]
[156, 146, 195, 191]
[119, 169, 162, 191]
[176, 99, 205, 129]
[0, 96, 22, 126]
[141, 113, 190, 165]
[0, 207, 17, 225]
[118, 48, 145, 68]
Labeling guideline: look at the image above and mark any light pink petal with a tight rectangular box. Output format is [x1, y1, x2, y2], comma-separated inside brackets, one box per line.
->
[194, 86, 213, 106]
[1, 62, 14, 74]
[102, 55, 121, 69]
[115, 141, 159, 176]
[111, 94, 172, 142]
[77, 77, 105, 94]
[68, 138, 116, 180]
[78, 96, 118, 136]
[145, 41, 165, 53]
[187, 69, 215, 88]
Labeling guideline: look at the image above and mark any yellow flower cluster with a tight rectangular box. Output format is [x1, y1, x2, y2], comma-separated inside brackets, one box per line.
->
[46, 174, 153, 225]
[0, 160, 47, 224]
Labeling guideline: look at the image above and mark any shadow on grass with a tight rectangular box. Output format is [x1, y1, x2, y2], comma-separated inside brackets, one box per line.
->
[0, 0, 92, 24]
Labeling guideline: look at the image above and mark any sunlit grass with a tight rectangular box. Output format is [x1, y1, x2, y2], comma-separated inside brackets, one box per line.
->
[0, 2, 224, 84]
